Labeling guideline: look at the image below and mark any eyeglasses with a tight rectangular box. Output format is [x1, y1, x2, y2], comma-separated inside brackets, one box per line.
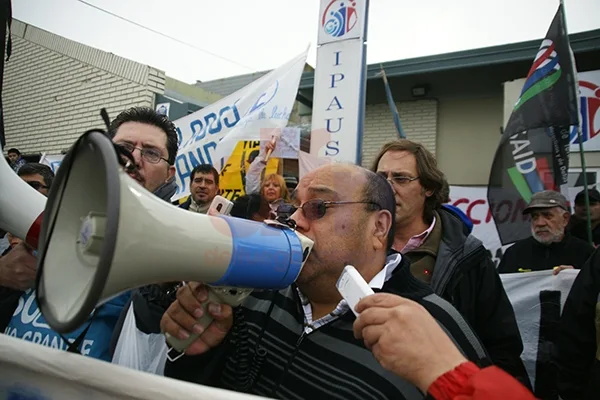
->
[116, 142, 169, 164]
[377, 172, 419, 185]
[26, 181, 49, 190]
[277, 199, 381, 221]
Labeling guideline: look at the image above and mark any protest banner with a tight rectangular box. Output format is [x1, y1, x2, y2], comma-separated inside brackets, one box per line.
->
[500, 269, 579, 398]
[172, 49, 308, 202]
[219, 140, 279, 201]
[39, 153, 64, 174]
[0, 335, 266, 400]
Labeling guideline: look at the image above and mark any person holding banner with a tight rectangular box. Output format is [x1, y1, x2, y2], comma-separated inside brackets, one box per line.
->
[556, 248, 600, 400]
[244, 137, 291, 214]
[568, 188, 600, 246]
[497, 191, 594, 274]
[371, 140, 529, 387]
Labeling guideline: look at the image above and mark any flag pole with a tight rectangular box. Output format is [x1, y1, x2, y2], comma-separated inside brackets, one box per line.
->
[560, 0, 592, 245]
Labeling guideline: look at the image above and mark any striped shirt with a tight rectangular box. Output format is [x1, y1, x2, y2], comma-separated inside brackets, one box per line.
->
[165, 254, 488, 400]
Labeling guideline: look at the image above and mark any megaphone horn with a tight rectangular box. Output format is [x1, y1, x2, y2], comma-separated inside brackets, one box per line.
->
[0, 147, 46, 248]
[35, 131, 314, 336]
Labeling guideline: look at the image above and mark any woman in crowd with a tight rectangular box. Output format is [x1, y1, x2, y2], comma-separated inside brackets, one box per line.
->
[244, 139, 291, 216]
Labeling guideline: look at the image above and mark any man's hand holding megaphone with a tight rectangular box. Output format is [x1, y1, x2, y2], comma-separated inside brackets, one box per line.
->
[160, 282, 234, 355]
[0, 242, 37, 291]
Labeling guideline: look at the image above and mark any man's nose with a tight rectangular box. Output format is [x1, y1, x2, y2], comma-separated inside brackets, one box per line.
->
[130, 148, 143, 165]
[290, 208, 309, 232]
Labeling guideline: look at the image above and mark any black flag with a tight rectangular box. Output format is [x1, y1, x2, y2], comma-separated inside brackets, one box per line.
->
[487, 3, 579, 245]
[0, 0, 12, 149]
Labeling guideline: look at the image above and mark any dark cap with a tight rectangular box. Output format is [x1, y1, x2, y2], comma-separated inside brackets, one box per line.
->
[523, 190, 569, 215]
[574, 188, 600, 205]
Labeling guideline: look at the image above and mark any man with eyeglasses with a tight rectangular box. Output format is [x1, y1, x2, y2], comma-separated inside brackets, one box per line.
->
[371, 140, 530, 389]
[160, 163, 490, 400]
[109, 107, 179, 200]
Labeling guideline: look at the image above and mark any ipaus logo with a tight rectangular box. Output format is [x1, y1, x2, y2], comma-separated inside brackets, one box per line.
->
[322, 0, 358, 38]
[570, 80, 600, 145]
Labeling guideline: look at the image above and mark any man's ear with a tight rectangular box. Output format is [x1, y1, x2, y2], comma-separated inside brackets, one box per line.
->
[168, 165, 176, 182]
[372, 210, 392, 250]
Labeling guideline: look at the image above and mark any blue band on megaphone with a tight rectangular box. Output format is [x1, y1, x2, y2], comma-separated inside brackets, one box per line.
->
[210, 217, 305, 289]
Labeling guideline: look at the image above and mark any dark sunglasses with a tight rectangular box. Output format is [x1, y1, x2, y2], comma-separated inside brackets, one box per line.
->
[26, 181, 49, 190]
[277, 199, 381, 221]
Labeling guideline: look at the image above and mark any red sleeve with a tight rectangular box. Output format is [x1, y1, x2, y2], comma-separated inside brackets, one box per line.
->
[428, 362, 537, 400]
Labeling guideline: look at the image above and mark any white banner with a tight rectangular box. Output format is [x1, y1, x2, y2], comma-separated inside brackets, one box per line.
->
[501, 269, 579, 393]
[0, 335, 267, 400]
[310, 0, 368, 164]
[172, 49, 308, 201]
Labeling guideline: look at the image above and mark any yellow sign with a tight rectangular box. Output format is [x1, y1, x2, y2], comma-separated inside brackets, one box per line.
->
[219, 140, 279, 201]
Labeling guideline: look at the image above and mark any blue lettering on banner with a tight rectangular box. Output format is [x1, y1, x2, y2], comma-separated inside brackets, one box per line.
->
[327, 96, 343, 111]
[176, 127, 183, 145]
[245, 81, 279, 117]
[326, 118, 343, 133]
[326, 141, 340, 156]
[334, 50, 342, 66]
[180, 103, 242, 149]
[330, 73, 344, 88]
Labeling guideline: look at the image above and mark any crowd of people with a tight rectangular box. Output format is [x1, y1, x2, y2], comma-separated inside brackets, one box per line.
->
[0, 106, 599, 400]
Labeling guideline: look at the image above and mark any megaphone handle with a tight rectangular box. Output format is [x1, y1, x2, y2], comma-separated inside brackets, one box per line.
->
[164, 289, 221, 353]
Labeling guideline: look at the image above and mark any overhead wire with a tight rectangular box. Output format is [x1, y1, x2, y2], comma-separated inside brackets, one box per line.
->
[76, 0, 256, 71]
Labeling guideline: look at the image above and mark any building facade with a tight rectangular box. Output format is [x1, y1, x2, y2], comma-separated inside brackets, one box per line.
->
[2, 19, 166, 156]
[298, 29, 600, 185]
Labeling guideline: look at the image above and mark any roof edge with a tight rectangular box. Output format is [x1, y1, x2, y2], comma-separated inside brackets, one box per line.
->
[299, 29, 600, 89]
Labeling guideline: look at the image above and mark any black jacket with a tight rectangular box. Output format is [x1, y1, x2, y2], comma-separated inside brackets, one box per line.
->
[164, 255, 491, 400]
[497, 233, 594, 274]
[418, 207, 530, 389]
[556, 248, 600, 400]
[567, 216, 600, 246]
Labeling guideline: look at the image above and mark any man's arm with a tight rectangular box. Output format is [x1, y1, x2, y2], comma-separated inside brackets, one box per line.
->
[556, 250, 600, 400]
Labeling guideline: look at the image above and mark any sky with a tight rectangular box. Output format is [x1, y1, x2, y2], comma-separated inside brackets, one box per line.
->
[12, 0, 600, 85]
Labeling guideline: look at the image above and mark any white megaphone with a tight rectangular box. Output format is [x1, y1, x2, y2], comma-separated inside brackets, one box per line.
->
[0, 146, 46, 248]
[34, 130, 313, 352]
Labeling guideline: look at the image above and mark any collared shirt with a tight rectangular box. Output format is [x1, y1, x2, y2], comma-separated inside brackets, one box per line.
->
[400, 216, 437, 253]
[295, 253, 403, 335]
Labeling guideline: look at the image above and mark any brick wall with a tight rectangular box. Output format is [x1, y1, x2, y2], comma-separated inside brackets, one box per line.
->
[361, 99, 438, 168]
[3, 20, 166, 155]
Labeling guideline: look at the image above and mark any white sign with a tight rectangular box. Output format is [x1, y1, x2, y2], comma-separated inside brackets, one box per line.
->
[501, 269, 579, 392]
[311, 0, 368, 164]
[0, 335, 267, 400]
[172, 49, 308, 201]
[504, 69, 600, 151]
[259, 127, 300, 159]
[39, 153, 64, 174]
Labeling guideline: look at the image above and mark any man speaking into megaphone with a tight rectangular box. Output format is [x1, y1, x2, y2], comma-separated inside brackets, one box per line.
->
[158, 163, 490, 400]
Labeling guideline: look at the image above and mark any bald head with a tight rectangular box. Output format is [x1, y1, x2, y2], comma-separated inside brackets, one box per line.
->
[293, 163, 396, 250]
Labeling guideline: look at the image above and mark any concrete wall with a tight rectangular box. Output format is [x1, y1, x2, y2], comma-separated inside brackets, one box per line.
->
[3, 20, 165, 155]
